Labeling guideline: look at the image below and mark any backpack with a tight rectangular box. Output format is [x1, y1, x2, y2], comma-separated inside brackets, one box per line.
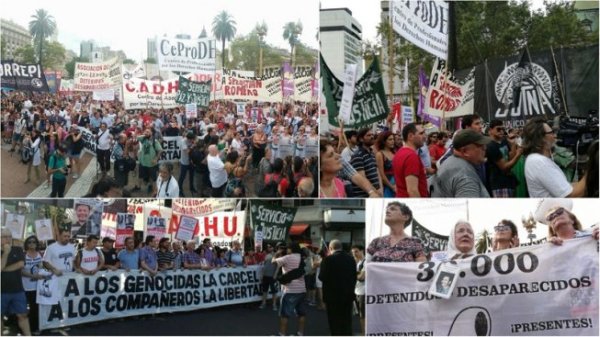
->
[258, 173, 282, 197]
[276, 255, 305, 285]
[21, 146, 33, 164]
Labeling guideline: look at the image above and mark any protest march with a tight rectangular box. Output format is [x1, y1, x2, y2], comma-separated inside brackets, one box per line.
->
[319, 0, 598, 199]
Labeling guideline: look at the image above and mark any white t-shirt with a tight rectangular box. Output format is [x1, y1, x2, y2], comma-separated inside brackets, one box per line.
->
[341, 145, 358, 164]
[231, 138, 243, 155]
[156, 175, 180, 198]
[97, 129, 112, 150]
[207, 154, 227, 188]
[43, 242, 76, 272]
[22, 252, 43, 291]
[79, 248, 102, 271]
[525, 153, 573, 197]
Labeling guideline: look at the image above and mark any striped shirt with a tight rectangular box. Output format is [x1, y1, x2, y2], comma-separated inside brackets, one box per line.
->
[350, 146, 380, 197]
[157, 250, 174, 269]
[274, 253, 306, 294]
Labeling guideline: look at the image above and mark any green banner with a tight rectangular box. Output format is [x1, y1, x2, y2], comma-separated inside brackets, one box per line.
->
[411, 219, 449, 254]
[250, 201, 297, 246]
[175, 76, 211, 108]
[321, 55, 390, 129]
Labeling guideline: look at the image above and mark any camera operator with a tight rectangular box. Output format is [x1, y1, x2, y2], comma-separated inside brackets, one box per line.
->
[522, 116, 587, 197]
[65, 125, 83, 179]
[96, 122, 113, 177]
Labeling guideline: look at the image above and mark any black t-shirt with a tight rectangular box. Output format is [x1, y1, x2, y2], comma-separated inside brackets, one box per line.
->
[1, 246, 25, 293]
[164, 126, 180, 137]
[78, 116, 90, 127]
[102, 248, 119, 267]
[485, 139, 516, 190]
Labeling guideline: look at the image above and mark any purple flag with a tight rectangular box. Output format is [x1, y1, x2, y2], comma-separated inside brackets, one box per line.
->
[282, 61, 294, 98]
[418, 65, 441, 127]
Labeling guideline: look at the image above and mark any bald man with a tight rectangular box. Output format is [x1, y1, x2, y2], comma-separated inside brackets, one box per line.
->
[207, 145, 227, 197]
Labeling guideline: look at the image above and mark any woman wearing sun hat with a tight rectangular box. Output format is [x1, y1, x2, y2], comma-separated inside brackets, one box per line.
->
[534, 199, 599, 245]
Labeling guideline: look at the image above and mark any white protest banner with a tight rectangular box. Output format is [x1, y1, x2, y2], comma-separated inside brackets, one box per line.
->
[171, 199, 236, 217]
[127, 199, 159, 230]
[39, 266, 265, 329]
[402, 105, 414, 126]
[366, 238, 599, 336]
[121, 64, 145, 80]
[294, 65, 314, 103]
[157, 36, 216, 74]
[142, 204, 172, 239]
[175, 215, 198, 242]
[146, 216, 167, 239]
[5, 213, 25, 239]
[115, 213, 135, 248]
[74, 58, 122, 91]
[92, 89, 115, 101]
[185, 103, 197, 119]
[122, 77, 179, 110]
[390, 0, 449, 60]
[236, 103, 246, 115]
[339, 64, 358, 125]
[35, 219, 54, 241]
[72, 199, 103, 238]
[193, 211, 245, 249]
[222, 68, 282, 102]
[276, 135, 294, 159]
[425, 58, 475, 119]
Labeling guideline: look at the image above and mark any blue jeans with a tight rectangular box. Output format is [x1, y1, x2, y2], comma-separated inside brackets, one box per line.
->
[280, 292, 306, 318]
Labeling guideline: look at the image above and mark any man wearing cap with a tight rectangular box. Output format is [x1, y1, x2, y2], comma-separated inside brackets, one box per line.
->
[47, 145, 68, 197]
[430, 129, 491, 197]
[178, 132, 198, 197]
[485, 119, 523, 198]
[393, 123, 428, 197]
[100, 237, 120, 271]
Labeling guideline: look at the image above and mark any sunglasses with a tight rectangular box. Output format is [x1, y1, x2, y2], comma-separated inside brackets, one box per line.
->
[494, 225, 511, 232]
[546, 207, 565, 222]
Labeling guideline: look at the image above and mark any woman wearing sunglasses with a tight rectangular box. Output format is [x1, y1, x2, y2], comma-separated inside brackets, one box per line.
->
[534, 199, 599, 245]
[492, 220, 520, 251]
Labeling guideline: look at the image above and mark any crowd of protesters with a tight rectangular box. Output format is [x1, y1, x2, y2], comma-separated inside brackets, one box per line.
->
[1, 91, 319, 198]
[321, 114, 598, 198]
[2, 224, 355, 336]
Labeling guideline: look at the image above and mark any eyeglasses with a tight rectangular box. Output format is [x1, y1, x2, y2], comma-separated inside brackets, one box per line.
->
[546, 207, 565, 222]
[494, 225, 511, 232]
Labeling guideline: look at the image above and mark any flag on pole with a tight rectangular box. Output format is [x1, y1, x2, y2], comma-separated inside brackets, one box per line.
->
[320, 237, 329, 256]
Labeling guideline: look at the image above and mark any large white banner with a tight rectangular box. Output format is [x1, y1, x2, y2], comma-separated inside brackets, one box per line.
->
[39, 266, 264, 329]
[425, 58, 475, 119]
[170, 211, 246, 249]
[366, 238, 599, 336]
[294, 65, 314, 102]
[157, 37, 217, 74]
[171, 199, 237, 217]
[222, 68, 282, 102]
[74, 58, 122, 91]
[122, 77, 179, 110]
[390, 0, 449, 60]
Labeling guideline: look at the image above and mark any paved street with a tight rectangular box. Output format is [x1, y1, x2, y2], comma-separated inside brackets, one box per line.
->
[3, 301, 362, 336]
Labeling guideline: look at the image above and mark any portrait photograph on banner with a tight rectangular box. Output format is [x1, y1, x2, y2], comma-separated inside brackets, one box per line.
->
[365, 198, 599, 336]
[72, 199, 103, 238]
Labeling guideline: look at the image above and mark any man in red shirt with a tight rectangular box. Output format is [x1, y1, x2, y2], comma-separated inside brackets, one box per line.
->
[393, 123, 429, 197]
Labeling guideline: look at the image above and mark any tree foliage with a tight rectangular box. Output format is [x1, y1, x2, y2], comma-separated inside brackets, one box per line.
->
[65, 56, 89, 79]
[282, 21, 303, 65]
[14, 41, 65, 70]
[212, 11, 237, 68]
[29, 8, 56, 65]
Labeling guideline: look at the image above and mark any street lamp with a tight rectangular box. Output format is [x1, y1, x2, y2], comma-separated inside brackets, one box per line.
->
[521, 212, 537, 244]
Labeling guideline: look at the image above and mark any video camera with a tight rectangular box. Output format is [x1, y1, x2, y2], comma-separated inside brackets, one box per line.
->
[555, 110, 599, 156]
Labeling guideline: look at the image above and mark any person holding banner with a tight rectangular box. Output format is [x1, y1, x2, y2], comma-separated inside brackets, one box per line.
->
[21, 235, 44, 335]
[157, 238, 175, 271]
[139, 236, 159, 276]
[183, 241, 210, 270]
[1, 228, 32, 337]
[534, 199, 599, 245]
[492, 220, 520, 251]
[117, 237, 139, 271]
[446, 221, 476, 260]
[367, 202, 426, 263]
[42, 228, 75, 276]
[74, 235, 104, 275]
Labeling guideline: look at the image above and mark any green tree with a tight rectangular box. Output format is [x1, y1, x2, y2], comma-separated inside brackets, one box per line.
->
[282, 20, 303, 66]
[212, 11, 237, 68]
[475, 229, 492, 254]
[65, 56, 89, 79]
[293, 42, 316, 67]
[29, 8, 56, 66]
[123, 58, 136, 64]
[227, 32, 284, 72]
[14, 41, 65, 70]
[255, 21, 268, 76]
